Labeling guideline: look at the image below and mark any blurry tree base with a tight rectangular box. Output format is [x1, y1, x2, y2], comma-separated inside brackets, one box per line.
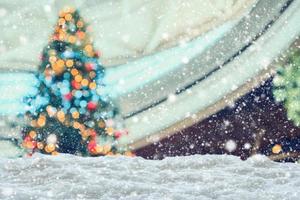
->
[135, 78, 300, 163]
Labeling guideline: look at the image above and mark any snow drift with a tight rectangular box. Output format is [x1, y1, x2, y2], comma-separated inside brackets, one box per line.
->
[1, 154, 300, 199]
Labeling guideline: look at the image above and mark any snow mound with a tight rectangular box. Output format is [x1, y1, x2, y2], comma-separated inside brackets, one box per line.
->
[0, 154, 300, 200]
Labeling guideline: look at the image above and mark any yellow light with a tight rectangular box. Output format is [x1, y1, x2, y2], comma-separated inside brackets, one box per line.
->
[29, 131, 37, 139]
[71, 69, 78, 76]
[95, 145, 104, 154]
[56, 59, 65, 68]
[45, 144, 55, 153]
[52, 60, 65, 75]
[272, 144, 282, 154]
[58, 32, 66, 40]
[84, 44, 93, 53]
[64, 13, 72, 21]
[49, 56, 57, 63]
[37, 115, 46, 127]
[106, 127, 114, 136]
[89, 82, 96, 90]
[73, 121, 81, 129]
[23, 141, 35, 149]
[57, 110, 65, 122]
[52, 151, 59, 156]
[72, 111, 80, 119]
[75, 75, 83, 82]
[66, 59, 74, 67]
[81, 130, 89, 138]
[58, 18, 66, 26]
[68, 35, 76, 44]
[81, 79, 89, 86]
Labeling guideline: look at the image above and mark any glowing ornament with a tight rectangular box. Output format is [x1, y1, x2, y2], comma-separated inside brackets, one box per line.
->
[47, 134, 57, 144]
[37, 115, 46, 127]
[23, 141, 36, 149]
[72, 111, 80, 119]
[29, 130, 37, 139]
[88, 140, 97, 152]
[66, 59, 74, 67]
[64, 13, 72, 21]
[89, 82, 96, 90]
[76, 31, 85, 39]
[71, 68, 78, 76]
[90, 130, 96, 137]
[73, 121, 81, 129]
[77, 20, 84, 28]
[81, 79, 89, 87]
[58, 18, 66, 25]
[95, 145, 104, 154]
[49, 56, 57, 63]
[85, 63, 94, 71]
[64, 92, 72, 101]
[56, 59, 65, 68]
[75, 74, 83, 82]
[87, 102, 97, 111]
[57, 110, 65, 122]
[84, 44, 93, 53]
[52, 60, 65, 75]
[106, 127, 114, 136]
[68, 35, 76, 44]
[114, 131, 123, 139]
[71, 80, 81, 90]
[45, 144, 55, 153]
[272, 144, 282, 154]
[24, 136, 31, 142]
[37, 142, 44, 149]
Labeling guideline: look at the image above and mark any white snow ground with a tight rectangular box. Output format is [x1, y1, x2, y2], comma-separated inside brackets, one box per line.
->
[0, 154, 300, 200]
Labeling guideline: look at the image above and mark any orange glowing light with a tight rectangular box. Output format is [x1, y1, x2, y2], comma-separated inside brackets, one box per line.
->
[272, 144, 282, 154]
[66, 59, 74, 67]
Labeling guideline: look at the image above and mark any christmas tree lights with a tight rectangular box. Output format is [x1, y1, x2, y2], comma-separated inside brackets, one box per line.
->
[21, 7, 131, 156]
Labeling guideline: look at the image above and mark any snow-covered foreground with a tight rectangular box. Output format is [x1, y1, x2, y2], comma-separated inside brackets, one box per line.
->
[0, 154, 300, 200]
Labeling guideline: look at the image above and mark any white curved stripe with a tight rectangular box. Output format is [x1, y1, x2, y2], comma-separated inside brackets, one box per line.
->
[103, 21, 236, 97]
[118, 0, 300, 147]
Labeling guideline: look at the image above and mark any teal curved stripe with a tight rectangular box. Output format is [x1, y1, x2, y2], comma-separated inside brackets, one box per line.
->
[0, 21, 235, 116]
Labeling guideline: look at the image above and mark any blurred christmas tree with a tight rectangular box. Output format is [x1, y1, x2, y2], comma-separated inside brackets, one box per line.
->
[273, 49, 300, 126]
[22, 7, 129, 156]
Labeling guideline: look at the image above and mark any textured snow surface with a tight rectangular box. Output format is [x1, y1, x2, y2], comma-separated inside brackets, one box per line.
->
[1, 154, 300, 200]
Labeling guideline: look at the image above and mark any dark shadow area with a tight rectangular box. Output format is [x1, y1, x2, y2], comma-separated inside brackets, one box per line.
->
[136, 78, 300, 162]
